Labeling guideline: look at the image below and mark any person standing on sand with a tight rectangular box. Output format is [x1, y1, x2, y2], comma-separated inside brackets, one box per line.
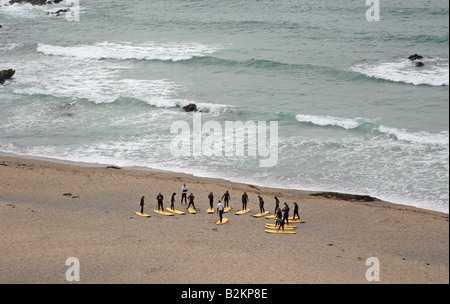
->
[181, 184, 188, 205]
[242, 192, 249, 210]
[157, 193, 164, 211]
[258, 195, 265, 214]
[188, 193, 196, 210]
[171, 192, 176, 210]
[208, 192, 214, 210]
[282, 203, 290, 226]
[217, 200, 224, 223]
[277, 217, 285, 232]
[140, 196, 145, 214]
[293, 202, 300, 220]
[274, 196, 280, 215]
[222, 191, 231, 208]
[275, 207, 283, 227]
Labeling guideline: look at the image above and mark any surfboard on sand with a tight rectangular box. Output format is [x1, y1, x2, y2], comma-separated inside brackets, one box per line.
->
[217, 218, 229, 225]
[236, 209, 250, 215]
[265, 224, 296, 230]
[207, 208, 215, 214]
[153, 210, 174, 216]
[253, 211, 270, 218]
[265, 229, 297, 234]
[265, 215, 277, 219]
[224, 206, 232, 213]
[188, 208, 197, 214]
[166, 208, 185, 215]
[288, 220, 305, 223]
[135, 212, 150, 217]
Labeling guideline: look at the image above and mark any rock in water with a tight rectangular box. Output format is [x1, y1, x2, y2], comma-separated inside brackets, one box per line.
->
[408, 54, 424, 61]
[0, 69, 15, 84]
[183, 103, 198, 112]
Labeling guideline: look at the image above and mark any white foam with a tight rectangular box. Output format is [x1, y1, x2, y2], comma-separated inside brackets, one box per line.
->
[296, 114, 449, 146]
[352, 58, 449, 86]
[295, 114, 363, 129]
[378, 126, 449, 145]
[11, 54, 230, 113]
[0, 43, 23, 51]
[37, 41, 221, 62]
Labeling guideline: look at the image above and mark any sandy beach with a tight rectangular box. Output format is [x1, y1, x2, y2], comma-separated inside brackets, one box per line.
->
[0, 154, 448, 284]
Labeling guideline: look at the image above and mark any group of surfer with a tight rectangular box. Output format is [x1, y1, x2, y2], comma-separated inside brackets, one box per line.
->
[139, 183, 301, 228]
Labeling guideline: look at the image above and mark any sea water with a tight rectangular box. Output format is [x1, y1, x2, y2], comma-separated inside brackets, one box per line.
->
[0, 0, 448, 213]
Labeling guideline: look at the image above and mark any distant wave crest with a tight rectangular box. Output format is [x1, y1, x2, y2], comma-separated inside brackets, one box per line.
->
[37, 42, 222, 62]
[295, 114, 449, 145]
[352, 58, 449, 86]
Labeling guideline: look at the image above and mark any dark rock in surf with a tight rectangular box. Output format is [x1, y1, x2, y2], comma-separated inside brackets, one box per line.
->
[9, 0, 63, 5]
[408, 54, 424, 61]
[415, 62, 424, 67]
[0, 69, 15, 84]
[183, 103, 198, 112]
[310, 192, 377, 202]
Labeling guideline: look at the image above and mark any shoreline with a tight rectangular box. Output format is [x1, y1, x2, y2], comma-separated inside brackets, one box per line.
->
[0, 154, 448, 283]
[1, 152, 446, 216]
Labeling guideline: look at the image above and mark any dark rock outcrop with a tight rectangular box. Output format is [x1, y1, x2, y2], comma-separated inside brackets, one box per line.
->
[0, 69, 15, 85]
[9, 0, 63, 5]
[415, 62, 424, 67]
[310, 192, 377, 202]
[408, 54, 424, 61]
[183, 103, 198, 112]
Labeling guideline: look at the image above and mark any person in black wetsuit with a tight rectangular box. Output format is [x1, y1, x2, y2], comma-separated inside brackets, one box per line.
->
[258, 195, 265, 214]
[275, 207, 283, 228]
[157, 193, 164, 211]
[242, 192, 249, 210]
[188, 193, 196, 210]
[293, 202, 300, 220]
[274, 196, 280, 215]
[208, 192, 214, 210]
[222, 191, 231, 208]
[282, 203, 290, 226]
[140, 196, 145, 214]
[171, 193, 176, 210]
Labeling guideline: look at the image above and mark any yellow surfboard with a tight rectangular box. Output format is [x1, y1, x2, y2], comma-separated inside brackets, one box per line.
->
[224, 206, 232, 213]
[265, 215, 277, 219]
[207, 208, 215, 214]
[153, 210, 174, 216]
[166, 208, 185, 215]
[265, 229, 297, 234]
[134, 212, 150, 217]
[253, 211, 270, 218]
[236, 209, 250, 215]
[289, 220, 305, 223]
[265, 224, 296, 230]
[188, 207, 197, 214]
[216, 218, 229, 225]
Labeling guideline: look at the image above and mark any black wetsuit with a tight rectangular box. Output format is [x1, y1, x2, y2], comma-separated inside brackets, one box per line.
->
[274, 197, 280, 214]
[293, 204, 300, 220]
[140, 197, 145, 213]
[283, 206, 290, 226]
[242, 193, 248, 210]
[188, 195, 196, 210]
[157, 194, 164, 211]
[259, 196, 265, 213]
[222, 192, 230, 208]
[208, 194, 214, 209]
[171, 193, 176, 209]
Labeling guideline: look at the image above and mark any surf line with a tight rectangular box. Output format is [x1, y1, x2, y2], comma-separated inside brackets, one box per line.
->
[181, 288, 215, 302]
[170, 113, 279, 168]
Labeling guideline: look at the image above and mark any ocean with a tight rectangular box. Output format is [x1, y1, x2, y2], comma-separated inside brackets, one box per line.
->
[1, 0, 448, 213]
